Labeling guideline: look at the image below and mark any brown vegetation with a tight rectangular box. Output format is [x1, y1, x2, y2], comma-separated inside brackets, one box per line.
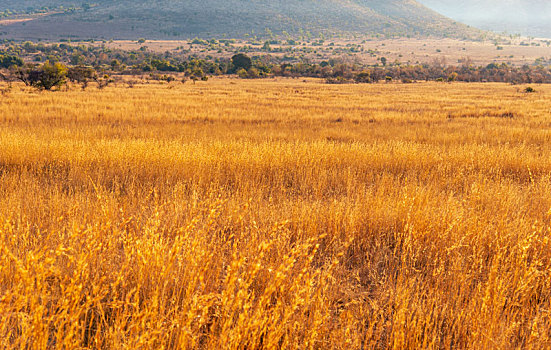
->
[0, 79, 550, 348]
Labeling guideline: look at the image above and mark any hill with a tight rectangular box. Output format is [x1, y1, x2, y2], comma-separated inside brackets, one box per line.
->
[0, 0, 481, 40]
[418, 0, 551, 38]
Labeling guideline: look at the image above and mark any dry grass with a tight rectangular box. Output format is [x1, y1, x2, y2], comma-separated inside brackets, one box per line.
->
[1, 79, 551, 348]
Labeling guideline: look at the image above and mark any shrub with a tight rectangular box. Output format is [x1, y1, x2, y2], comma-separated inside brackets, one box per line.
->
[236, 68, 248, 79]
[448, 72, 458, 82]
[354, 71, 371, 83]
[94, 74, 114, 89]
[67, 66, 96, 84]
[247, 67, 260, 79]
[326, 76, 353, 84]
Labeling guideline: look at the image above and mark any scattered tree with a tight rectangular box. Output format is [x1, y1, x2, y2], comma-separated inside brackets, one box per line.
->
[0, 54, 24, 69]
[13, 62, 68, 90]
[232, 54, 252, 71]
[67, 66, 96, 89]
[35, 61, 68, 90]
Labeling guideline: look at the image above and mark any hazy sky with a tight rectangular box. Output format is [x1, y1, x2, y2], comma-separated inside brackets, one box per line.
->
[418, 0, 551, 36]
[419, 0, 551, 21]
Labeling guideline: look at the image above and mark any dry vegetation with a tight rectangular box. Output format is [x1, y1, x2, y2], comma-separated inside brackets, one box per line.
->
[98, 37, 551, 67]
[1, 79, 551, 348]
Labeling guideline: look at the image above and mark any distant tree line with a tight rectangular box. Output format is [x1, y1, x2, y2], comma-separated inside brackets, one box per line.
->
[296, 62, 551, 85]
[1, 41, 551, 90]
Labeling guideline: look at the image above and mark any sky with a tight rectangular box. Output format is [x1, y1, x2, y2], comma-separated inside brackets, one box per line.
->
[418, 0, 551, 37]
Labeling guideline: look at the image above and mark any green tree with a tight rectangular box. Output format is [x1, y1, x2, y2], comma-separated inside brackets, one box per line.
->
[0, 54, 24, 69]
[231, 54, 252, 71]
[67, 66, 96, 89]
[37, 61, 68, 90]
[17, 62, 68, 90]
[70, 53, 85, 65]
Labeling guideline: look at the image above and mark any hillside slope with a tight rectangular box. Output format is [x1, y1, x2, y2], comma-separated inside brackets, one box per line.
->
[0, 0, 480, 40]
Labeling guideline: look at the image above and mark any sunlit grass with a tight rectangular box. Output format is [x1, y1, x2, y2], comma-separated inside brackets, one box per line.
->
[1, 79, 550, 348]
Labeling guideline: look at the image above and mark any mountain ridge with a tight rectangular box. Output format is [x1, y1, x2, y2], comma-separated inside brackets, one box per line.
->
[0, 0, 481, 40]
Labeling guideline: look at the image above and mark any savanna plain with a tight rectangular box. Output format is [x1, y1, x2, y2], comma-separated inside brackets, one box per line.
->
[1, 79, 551, 349]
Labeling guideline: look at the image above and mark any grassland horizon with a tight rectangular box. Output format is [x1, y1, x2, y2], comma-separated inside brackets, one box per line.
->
[1, 79, 550, 348]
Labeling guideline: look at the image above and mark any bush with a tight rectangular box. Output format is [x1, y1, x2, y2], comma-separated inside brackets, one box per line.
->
[67, 66, 96, 84]
[354, 71, 371, 83]
[448, 72, 458, 82]
[326, 77, 353, 84]
[247, 67, 260, 79]
[235, 68, 262, 79]
[236, 68, 248, 79]
[94, 74, 114, 89]
[524, 86, 536, 93]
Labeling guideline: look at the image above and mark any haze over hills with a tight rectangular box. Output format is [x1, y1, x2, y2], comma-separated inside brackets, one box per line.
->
[0, 0, 481, 40]
[418, 0, 551, 38]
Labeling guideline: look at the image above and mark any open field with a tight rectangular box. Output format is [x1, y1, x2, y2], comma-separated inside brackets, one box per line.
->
[0, 18, 35, 26]
[1, 79, 551, 348]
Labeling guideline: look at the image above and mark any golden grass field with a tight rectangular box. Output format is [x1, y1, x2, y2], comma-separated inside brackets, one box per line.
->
[1, 78, 551, 348]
